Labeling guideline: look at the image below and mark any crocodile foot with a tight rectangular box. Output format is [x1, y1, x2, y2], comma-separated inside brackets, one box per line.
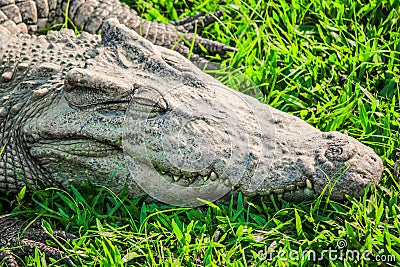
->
[0, 216, 76, 267]
[171, 10, 237, 55]
[140, 10, 236, 67]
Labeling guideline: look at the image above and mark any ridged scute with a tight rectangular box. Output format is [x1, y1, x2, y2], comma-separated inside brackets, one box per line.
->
[0, 26, 100, 192]
[31, 62, 62, 78]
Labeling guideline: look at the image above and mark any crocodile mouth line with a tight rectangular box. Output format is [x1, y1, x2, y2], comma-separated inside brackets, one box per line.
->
[251, 178, 315, 200]
[152, 164, 233, 188]
[151, 162, 316, 199]
[31, 139, 120, 157]
[32, 140, 317, 199]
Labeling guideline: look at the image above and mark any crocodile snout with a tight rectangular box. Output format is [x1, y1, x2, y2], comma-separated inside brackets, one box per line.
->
[313, 131, 383, 199]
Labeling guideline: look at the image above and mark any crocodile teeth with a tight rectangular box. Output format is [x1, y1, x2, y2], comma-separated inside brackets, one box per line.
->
[188, 177, 196, 184]
[203, 176, 209, 182]
[273, 188, 284, 194]
[306, 179, 313, 190]
[210, 171, 218, 181]
[199, 169, 209, 176]
[296, 181, 306, 188]
[286, 184, 296, 191]
[223, 179, 231, 187]
[173, 175, 180, 182]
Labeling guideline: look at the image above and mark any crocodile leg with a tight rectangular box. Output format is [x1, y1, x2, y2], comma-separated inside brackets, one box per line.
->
[170, 10, 237, 55]
[0, 0, 235, 63]
[0, 216, 76, 267]
[0, 251, 19, 267]
[171, 10, 225, 33]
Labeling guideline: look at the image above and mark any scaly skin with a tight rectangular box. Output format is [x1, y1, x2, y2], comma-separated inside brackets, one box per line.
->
[0, 215, 76, 266]
[0, 8, 384, 267]
[0, 0, 235, 66]
[0, 18, 383, 201]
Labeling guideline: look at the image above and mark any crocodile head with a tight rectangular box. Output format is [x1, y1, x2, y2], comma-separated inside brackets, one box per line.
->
[18, 19, 383, 204]
[311, 131, 384, 200]
[123, 84, 384, 204]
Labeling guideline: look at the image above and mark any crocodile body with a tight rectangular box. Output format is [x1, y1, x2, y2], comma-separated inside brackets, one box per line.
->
[0, 19, 383, 200]
[0, 1, 384, 265]
[0, 215, 76, 266]
[0, 0, 234, 65]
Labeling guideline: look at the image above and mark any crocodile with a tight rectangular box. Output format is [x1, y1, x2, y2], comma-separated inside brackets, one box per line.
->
[0, 0, 384, 265]
[0, 215, 77, 266]
[0, 0, 235, 66]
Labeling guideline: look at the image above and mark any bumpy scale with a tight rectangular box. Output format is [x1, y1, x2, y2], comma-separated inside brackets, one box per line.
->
[0, 0, 384, 266]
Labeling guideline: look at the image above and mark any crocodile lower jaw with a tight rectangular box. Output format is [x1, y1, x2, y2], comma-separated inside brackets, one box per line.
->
[30, 139, 316, 201]
[152, 164, 316, 200]
[152, 165, 231, 187]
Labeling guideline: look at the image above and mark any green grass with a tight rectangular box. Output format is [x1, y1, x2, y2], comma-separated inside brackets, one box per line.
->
[1, 0, 400, 266]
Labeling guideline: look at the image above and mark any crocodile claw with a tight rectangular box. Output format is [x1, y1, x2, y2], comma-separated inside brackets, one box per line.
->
[171, 10, 226, 34]
[169, 10, 237, 56]
[0, 216, 76, 267]
[136, 10, 236, 67]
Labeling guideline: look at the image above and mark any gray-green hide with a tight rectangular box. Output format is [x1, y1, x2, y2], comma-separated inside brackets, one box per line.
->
[0, 3, 384, 203]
